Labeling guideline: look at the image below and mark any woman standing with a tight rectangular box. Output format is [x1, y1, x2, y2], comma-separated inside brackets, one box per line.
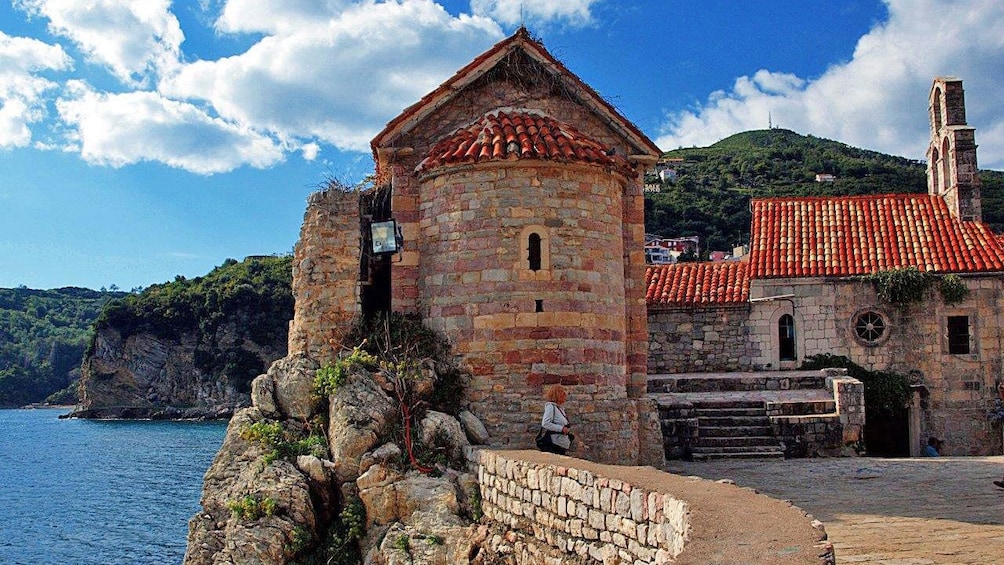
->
[540, 384, 572, 455]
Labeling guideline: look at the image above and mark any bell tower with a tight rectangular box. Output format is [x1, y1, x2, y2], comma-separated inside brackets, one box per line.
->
[927, 77, 981, 221]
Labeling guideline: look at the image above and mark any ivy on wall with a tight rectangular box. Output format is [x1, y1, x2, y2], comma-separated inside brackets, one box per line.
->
[861, 267, 969, 306]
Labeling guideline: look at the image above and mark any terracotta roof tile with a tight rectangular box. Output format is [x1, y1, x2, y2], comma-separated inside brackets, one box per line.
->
[645, 262, 750, 306]
[417, 110, 636, 177]
[748, 194, 1004, 278]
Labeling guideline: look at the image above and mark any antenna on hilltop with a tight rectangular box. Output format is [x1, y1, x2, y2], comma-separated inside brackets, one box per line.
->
[520, 2, 525, 27]
[768, 112, 773, 130]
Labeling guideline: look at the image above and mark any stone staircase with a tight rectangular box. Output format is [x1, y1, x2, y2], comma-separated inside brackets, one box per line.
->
[667, 400, 784, 460]
[648, 371, 850, 461]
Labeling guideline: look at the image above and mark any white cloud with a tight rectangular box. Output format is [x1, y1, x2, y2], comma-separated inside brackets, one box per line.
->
[161, 0, 503, 152]
[0, 31, 71, 148]
[470, 0, 598, 27]
[15, 0, 183, 86]
[301, 142, 320, 161]
[656, 0, 1004, 169]
[56, 81, 284, 174]
[216, 0, 350, 34]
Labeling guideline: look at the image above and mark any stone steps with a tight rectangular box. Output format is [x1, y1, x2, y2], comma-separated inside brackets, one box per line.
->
[649, 369, 858, 460]
[660, 399, 784, 461]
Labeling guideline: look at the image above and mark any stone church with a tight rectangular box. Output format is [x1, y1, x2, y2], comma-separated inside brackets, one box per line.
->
[287, 29, 664, 466]
[647, 77, 1004, 456]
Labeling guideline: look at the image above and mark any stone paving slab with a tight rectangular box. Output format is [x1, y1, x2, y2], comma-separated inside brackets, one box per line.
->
[664, 456, 1004, 565]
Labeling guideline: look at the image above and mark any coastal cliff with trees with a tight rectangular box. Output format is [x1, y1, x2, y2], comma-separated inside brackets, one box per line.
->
[0, 286, 125, 407]
[68, 255, 294, 419]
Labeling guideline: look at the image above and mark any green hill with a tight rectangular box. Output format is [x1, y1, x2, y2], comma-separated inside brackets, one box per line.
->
[1, 255, 295, 408]
[0, 287, 125, 407]
[645, 129, 1004, 253]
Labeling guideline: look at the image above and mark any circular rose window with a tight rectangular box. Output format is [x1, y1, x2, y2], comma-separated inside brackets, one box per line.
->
[854, 311, 887, 345]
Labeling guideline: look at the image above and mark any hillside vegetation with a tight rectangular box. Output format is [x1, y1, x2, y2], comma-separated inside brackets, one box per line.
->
[94, 255, 294, 395]
[0, 287, 124, 407]
[645, 129, 1004, 253]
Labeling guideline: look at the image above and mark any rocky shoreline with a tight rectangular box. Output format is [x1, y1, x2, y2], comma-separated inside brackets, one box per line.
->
[60, 404, 238, 420]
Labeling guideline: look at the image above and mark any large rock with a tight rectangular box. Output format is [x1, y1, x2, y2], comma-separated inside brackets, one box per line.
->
[369, 518, 481, 565]
[357, 466, 461, 528]
[253, 354, 320, 420]
[327, 371, 397, 482]
[419, 410, 469, 465]
[183, 408, 319, 565]
[458, 410, 490, 445]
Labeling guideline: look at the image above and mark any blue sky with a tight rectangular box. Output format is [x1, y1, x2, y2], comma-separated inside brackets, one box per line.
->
[2, 0, 1004, 290]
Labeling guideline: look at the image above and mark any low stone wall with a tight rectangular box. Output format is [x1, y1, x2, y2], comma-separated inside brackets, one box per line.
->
[768, 372, 865, 457]
[468, 448, 688, 564]
[467, 448, 833, 564]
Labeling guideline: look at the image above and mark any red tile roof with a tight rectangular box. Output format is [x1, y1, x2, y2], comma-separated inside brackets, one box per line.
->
[748, 194, 1004, 277]
[645, 262, 751, 306]
[644, 194, 1004, 307]
[417, 110, 636, 177]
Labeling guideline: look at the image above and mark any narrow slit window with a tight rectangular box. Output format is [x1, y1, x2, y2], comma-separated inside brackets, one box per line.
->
[527, 233, 542, 271]
[535, 299, 544, 312]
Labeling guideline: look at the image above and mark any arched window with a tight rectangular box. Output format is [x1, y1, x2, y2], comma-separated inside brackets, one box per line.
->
[941, 137, 952, 193]
[527, 233, 542, 271]
[933, 88, 943, 131]
[778, 314, 796, 361]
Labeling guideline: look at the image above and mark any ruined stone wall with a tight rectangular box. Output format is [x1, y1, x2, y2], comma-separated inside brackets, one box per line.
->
[289, 189, 361, 365]
[469, 449, 689, 564]
[647, 305, 757, 373]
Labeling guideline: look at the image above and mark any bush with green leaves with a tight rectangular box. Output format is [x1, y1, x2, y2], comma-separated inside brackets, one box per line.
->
[313, 346, 378, 396]
[287, 526, 313, 556]
[240, 420, 328, 464]
[227, 494, 278, 521]
[800, 354, 910, 420]
[291, 495, 366, 565]
[862, 267, 935, 305]
[342, 312, 467, 414]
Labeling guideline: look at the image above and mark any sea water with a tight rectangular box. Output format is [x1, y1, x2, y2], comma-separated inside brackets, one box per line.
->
[0, 408, 227, 565]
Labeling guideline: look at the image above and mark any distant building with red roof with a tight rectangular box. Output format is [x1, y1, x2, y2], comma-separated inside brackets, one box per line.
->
[646, 77, 1002, 456]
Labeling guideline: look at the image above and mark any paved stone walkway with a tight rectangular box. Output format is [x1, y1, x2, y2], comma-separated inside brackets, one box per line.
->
[664, 456, 1004, 565]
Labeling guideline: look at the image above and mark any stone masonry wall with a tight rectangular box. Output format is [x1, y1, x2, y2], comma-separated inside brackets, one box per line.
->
[469, 449, 688, 564]
[647, 305, 757, 373]
[288, 188, 361, 366]
[751, 277, 1004, 455]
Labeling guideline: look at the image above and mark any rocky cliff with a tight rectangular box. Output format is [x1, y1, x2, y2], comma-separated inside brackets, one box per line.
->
[67, 256, 293, 419]
[70, 321, 283, 419]
[183, 338, 496, 565]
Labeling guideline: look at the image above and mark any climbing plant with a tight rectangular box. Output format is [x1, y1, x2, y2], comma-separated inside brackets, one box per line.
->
[938, 274, 969, 304]
[862, 267, 935, 305]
